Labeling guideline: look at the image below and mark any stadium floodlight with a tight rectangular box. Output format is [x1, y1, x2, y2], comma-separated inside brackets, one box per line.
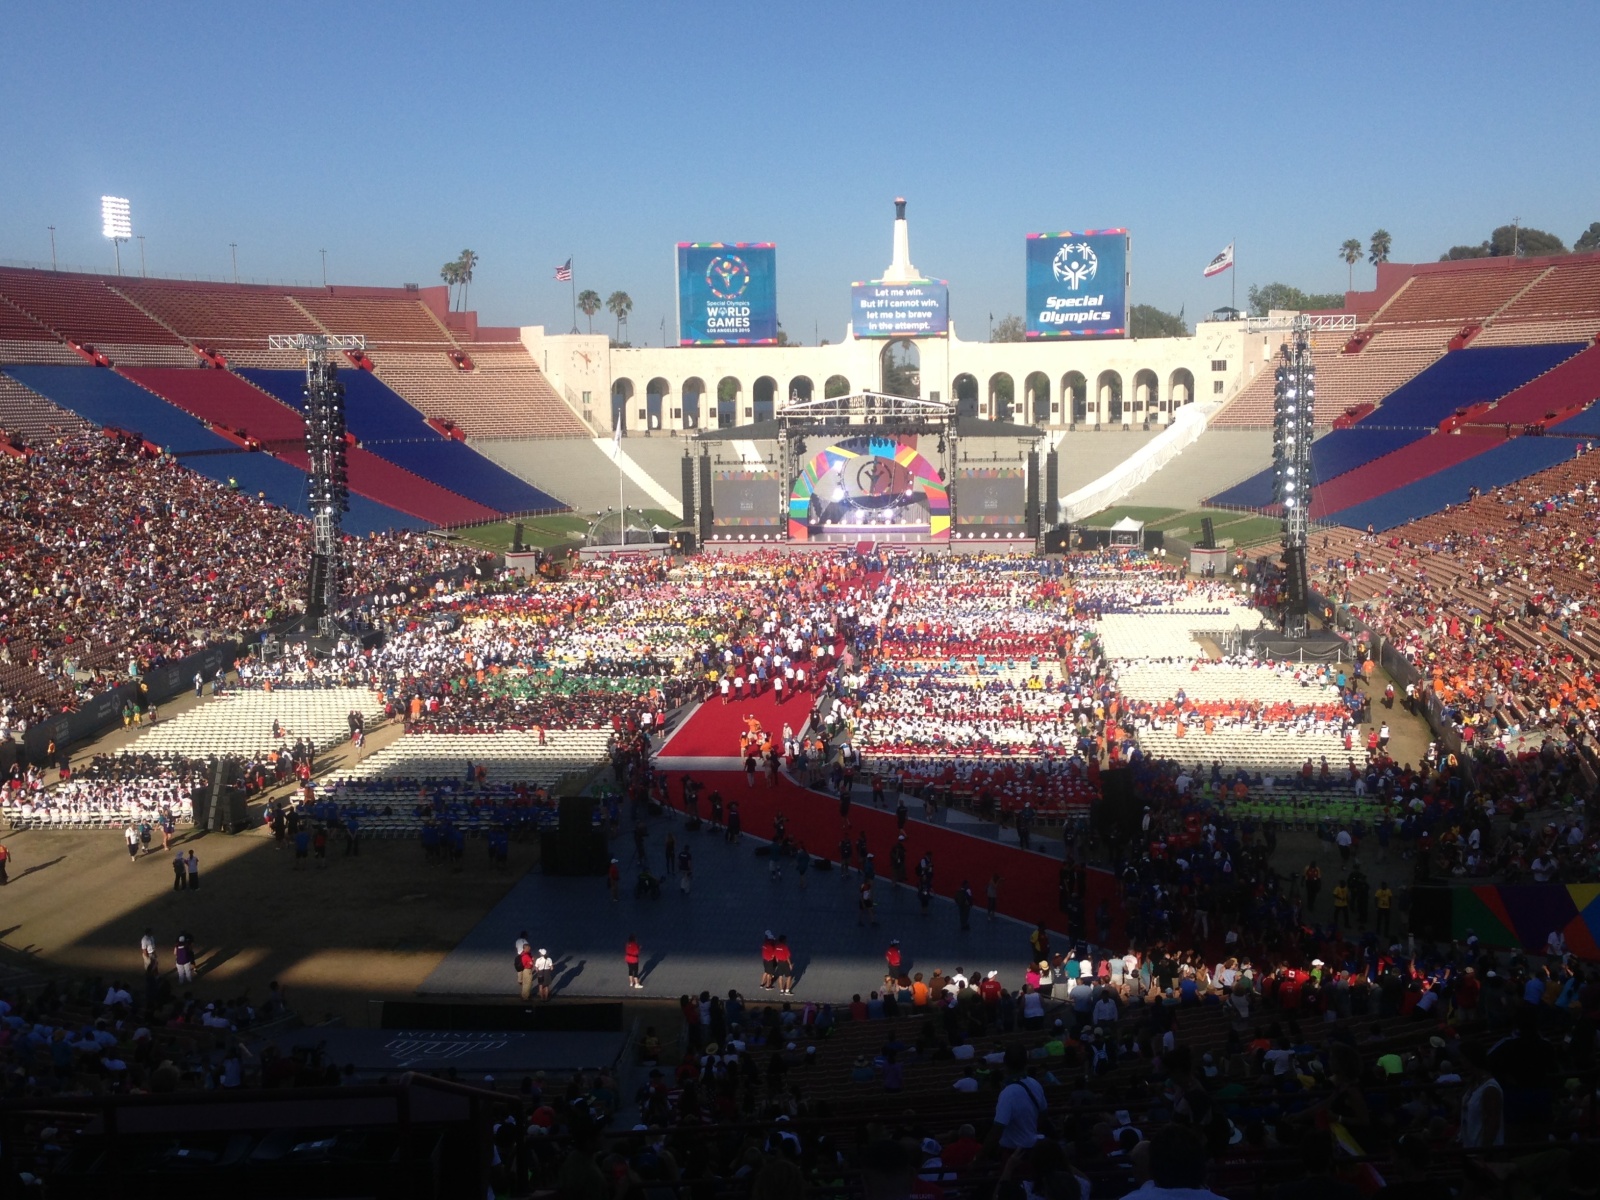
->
[101, 196, 132, 274]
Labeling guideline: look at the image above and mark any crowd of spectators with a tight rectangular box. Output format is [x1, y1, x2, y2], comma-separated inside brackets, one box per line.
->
[0, 431, 483, 733]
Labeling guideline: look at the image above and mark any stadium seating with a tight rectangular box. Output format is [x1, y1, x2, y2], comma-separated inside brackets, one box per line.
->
[0, 373, 91, 438]
[276, 443, 501, 526]
[116, 367, 501, 525]
[1209, 427, 1428, 509]
[116, 279, 324, 349]
[1211, 332, 1446, 428]
[237, 366, 438, 442]
[0, 295, 55, 342]
[118, 365, 304, 442]
[0, 268, 183, 346]
[357, 439, 564, 514]
[1360, 342, 1585, 428]
[371, 349, 590, 438]
[1326, 434, 1575, 530]
[1468, 342, 1600, 425]
[175, 448, 432, 536]
[1308, 430, 1506, 519]
[2, 365, 237, 452]
[1370, 261, 1546, 328]
[292, 295, 453, 345]
[1552, 406, 1600, 437]
[1471, 255, 1600, 343]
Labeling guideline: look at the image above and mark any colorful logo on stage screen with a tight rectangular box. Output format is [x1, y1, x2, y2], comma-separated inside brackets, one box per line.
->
[1025, 231, 1128, 339]
[788, 438, 949, 541]
[677, 243, 778, 345]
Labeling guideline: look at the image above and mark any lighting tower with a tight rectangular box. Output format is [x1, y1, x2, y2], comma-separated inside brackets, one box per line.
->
[268, 333, 365, 638]
[101, 196, 132, 275]
[1272, 314, 1316, 638]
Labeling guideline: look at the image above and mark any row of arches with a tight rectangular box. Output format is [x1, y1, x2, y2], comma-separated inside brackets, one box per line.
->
[611, 367, 1196, 431]
[952, 368, 1196, 425]
[611, 374, 853, 431]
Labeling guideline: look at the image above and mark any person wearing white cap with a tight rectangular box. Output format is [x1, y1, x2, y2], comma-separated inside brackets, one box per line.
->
[534, 948, 554, 1001]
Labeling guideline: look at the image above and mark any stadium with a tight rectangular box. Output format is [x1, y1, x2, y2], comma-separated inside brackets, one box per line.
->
[3, 6, 1600, 1198]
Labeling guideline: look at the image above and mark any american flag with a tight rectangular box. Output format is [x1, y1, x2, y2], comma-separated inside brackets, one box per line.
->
[554, 258, 573, 282]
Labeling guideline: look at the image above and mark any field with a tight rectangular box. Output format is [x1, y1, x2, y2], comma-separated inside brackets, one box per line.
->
[1082, 505, 1283, 548]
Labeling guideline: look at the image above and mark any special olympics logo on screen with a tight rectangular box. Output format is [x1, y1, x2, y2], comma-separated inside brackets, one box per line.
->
[855, 457, 895, 496]
[1052, 242, 1098, 290]
[705, 255, 751, 300]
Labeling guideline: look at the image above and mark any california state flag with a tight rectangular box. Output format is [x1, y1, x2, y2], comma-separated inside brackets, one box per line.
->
[1203, 243, 1234, 278]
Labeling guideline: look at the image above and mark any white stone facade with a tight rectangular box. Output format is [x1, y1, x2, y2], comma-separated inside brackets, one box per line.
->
[524, 319, 1258, 437]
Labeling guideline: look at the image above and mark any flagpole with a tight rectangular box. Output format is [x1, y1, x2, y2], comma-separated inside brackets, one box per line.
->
[1231, 238, 1236, 314]
[570, 260, 578, 335]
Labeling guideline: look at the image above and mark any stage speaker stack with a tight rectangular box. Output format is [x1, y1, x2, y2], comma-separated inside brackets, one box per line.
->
[697, 454, 714, 542]
[1199, 517, 1215, 549]
[1043, 527, 1070, 554]
[511, 522, 525, 553]
[541, 796, 609, 876]
[1045, 450, 1059, 519]
[680, 456, 697, 532]
[1090, 766, 1142, 850]
[1025, 449, 1041, 539]
[190, 784, 212, 830]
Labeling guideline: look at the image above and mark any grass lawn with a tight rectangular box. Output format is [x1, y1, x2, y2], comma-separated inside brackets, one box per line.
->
[451, 516, 590, 552]
[1080, 504, 1181, 528]
[640, 507, 686, 529]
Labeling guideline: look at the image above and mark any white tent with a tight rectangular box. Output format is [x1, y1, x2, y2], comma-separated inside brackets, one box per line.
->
[1110, 516, 1145, 547]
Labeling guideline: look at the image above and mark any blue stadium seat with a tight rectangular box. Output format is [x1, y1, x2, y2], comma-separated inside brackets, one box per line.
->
[237, 367, 437, 443]
[364, 438, 563, 514]
[1329, 436, 1575, 530]
[173, 449, 430, 535]
[1209, 427, 1430, 508]
[1307, 427, 1431, 480]
[1550, 405, 1600, 437]
[1360, 343, 1585, 429]
[3, 364, 234, 453]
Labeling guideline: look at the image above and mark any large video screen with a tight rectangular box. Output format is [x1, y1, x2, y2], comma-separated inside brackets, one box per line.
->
[788, 437, 950, 542]
[1025, 231, 1129, 339]
[850, 280, 949, 338]
[677, 243, 778, 345]
[711, 469, 783, 528]
[955, 466, 1028, 525]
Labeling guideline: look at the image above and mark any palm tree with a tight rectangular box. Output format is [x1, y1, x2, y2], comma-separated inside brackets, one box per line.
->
[1368, 229, 1392, 266]
[456, 249, 479, 311]
[439, 260, 462, 308]
[577, 289, 602, 334]
[1339, 238, 1363, 290]
[606, 290, 633, 343]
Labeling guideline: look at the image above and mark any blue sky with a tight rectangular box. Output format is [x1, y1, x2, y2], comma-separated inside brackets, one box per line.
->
[3, 1, 1597, 340]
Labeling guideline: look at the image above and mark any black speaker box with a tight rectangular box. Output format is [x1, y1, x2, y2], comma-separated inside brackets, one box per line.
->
[1091, 767, 1142, 847]
[1025, 449, 1041, 538]
[697, 454, 714, 541]
[1200, 517, 1215, 549]
[540, 831, 610, 876]
[681, 456, 697, 530]
[1043, 527, 1070, 554]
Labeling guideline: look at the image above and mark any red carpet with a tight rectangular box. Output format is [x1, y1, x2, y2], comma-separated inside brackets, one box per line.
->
[657, 684, 817, 759]
[651, 562, 1120, 946]
[648, 766, 1117, 944]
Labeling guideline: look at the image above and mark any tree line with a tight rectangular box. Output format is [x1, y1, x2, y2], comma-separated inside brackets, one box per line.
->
[1440, 220, 1600, 261]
